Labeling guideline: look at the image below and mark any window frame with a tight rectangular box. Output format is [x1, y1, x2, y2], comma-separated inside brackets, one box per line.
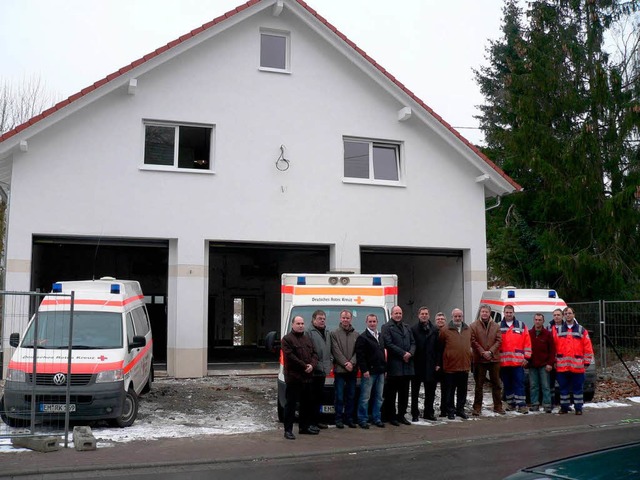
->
[141, 121, 215, 174]
[342, 137, 404, 186]
[259, 29, 291, 74]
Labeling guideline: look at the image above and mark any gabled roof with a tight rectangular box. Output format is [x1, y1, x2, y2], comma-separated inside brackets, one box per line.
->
[0, 0, 521, 194]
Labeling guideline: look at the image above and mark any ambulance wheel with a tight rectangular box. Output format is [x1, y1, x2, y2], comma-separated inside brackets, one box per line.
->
[141, 364, 154, 394]
[114, 388, 138, 428]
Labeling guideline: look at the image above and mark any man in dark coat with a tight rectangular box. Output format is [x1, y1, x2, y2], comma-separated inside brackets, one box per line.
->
[355, 313, 386, 428]
[281, 315, 319, 440]
[381, 305, 415, 426]
[410, 306, 440, 421]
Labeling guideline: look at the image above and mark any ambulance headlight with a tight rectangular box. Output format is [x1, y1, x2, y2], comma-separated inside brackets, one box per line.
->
[96, 369, 124, 383]
[6, 369, 27, 382]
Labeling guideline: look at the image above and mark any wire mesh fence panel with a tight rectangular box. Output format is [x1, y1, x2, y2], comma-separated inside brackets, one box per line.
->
[1, 290, 73, 442]
[601, 300, 640, 373]
[568, 301, 602, 368]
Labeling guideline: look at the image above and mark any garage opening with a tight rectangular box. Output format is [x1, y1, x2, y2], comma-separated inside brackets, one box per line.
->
[31, 236, 169, 364]
[208, 242, 330, 363]
[361, 247, 464, 322]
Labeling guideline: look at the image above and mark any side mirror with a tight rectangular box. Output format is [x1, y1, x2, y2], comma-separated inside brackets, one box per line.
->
[129, 335, 146, 351]
[9, 333, 20, 348]
[264, 331, 280, 354]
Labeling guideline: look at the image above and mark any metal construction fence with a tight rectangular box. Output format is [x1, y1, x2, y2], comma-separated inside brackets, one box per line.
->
[0, 289, 74, 445]
[571, 300, 640, 372]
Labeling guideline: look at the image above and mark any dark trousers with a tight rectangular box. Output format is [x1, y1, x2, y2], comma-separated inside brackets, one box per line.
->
[382, 375, 411, 420]
[284, 380, 313, 433]
[411, 377, 437, 418]
[444, 371, 469, 415]
[473, 362, 503, 411]
[310, 375, 326, 426]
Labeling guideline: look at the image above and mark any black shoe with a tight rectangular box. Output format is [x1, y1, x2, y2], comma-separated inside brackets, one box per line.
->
[346, 422, 357, 429]
[335, 421, 345, 429]
[284, 431, 296, 440]
[299, 428, 319, 435]
[456, 411, 468, 420]
[359, 423, 370, 429]
[447, 414, 455, 420]
[424, 414, 437, 421]
[398, 416, 411, 425]
[374, 421, 385, 428]
[389, 419, 400, 426]
[317, 423, 328, 429]
[307, 425, 320, 433]
[412, 416, 419, 422]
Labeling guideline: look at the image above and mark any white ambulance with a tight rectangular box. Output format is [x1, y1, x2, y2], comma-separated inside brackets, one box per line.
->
[267, 273, 398, 421]
[1, 278, 153, 428]
[478, 287, 567, 328]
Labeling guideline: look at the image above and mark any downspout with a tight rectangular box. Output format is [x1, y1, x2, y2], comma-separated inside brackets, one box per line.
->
[485, 195, 501, 212]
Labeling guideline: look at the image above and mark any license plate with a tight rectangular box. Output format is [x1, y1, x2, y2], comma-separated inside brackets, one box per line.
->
[40, 404, 76, 413]
[321, 405, 335, 414]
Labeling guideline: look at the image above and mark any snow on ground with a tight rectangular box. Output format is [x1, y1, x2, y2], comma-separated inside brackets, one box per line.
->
[1, 382, 637, 453]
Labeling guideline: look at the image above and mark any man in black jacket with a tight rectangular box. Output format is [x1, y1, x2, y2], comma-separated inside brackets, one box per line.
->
[355, 313, 386, 428]
[410, 306, 440, 421]
[381, 305, 415, 426]
[281, 315, 319, 440]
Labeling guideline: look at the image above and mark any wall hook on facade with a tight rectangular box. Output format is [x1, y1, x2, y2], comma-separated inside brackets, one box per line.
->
[276, 145, 290, 171]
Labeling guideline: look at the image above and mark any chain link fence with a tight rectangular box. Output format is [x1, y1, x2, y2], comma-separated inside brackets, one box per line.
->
[571, 300, 640, 374]
[1, 290, 74, 445]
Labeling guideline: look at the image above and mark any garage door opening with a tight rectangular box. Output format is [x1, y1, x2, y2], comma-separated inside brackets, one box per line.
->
[361, 247, 464, 322]
[208, 242, 329, 363]
[31, 236, 169, 364]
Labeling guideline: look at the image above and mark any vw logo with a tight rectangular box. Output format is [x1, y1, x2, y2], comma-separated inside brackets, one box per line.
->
[53, 373, 67, 386]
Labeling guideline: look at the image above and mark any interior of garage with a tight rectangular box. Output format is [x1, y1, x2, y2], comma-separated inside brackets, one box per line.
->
[207, 242, 330, 363]
[31, 236, 169, 363]
[361, 247, 464, 323]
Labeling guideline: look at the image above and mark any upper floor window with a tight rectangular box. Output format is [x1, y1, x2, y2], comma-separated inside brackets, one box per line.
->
[343, 138, 401, 184]
[143, 122, 213, 171]
[260, 30, 290, 72]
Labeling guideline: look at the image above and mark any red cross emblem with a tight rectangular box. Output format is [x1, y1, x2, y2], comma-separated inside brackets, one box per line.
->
[98, 355, 108, 361]
[355, 296, 364, 305]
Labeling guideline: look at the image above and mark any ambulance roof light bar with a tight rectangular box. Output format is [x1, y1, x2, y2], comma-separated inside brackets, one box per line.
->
[52, 282, 63, 293]
[507, 290, 515, 298]
[549, 290, 557, 298]
[297, 277, 306, 285]
[111, 284, 121, 294]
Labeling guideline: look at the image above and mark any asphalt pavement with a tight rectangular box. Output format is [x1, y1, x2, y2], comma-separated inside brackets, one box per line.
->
[2, 402, 640, 479]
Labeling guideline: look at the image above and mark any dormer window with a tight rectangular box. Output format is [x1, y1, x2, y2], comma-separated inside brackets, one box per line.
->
[260, 30, 290, 72]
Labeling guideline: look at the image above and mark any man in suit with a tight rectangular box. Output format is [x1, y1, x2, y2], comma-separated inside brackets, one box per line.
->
[355, 313, 386, 428]
[382, 305, 415, 426]
[410, 306, 440, 421]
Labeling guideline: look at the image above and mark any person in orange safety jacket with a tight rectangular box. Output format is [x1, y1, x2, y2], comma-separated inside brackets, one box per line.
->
[499, 305, 532, 413]
[554, 307, 593, 415]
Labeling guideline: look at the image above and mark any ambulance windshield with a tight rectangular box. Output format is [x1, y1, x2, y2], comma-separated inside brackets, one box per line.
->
[289, 306, 388, 332]
[21, 311, 123, 349]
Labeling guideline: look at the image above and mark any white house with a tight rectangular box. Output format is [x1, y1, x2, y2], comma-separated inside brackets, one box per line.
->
[0, 0, 520, 378]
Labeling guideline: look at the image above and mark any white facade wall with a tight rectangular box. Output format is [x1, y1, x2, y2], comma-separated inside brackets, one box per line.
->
[3, 5, 494, 377]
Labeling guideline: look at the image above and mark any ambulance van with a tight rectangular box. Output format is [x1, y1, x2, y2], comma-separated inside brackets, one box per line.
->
[477, 287, 595, 401]
[1, 278, 153, 427]
[266, 273, 398, 421]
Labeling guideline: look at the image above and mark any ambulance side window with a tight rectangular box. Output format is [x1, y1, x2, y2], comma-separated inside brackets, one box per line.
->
[126, 313, 135, 345]
[493, 312, 502, 323]
[131, 306, 150, 336]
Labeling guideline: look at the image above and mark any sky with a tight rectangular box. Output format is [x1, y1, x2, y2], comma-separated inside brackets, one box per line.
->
[0, 0, 507, 145]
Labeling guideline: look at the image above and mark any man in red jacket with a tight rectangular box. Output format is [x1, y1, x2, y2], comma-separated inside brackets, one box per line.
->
[500, 305, 531, 414]
[528, 313, 555, 413]
[554, 307, 594, 415]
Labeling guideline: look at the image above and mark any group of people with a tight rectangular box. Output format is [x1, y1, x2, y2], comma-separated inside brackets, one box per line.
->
[280, 304, 593, 440]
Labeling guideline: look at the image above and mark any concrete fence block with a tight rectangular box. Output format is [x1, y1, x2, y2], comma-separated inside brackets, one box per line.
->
[12, 435, 60, 452]
[73, 425, 97, 451]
